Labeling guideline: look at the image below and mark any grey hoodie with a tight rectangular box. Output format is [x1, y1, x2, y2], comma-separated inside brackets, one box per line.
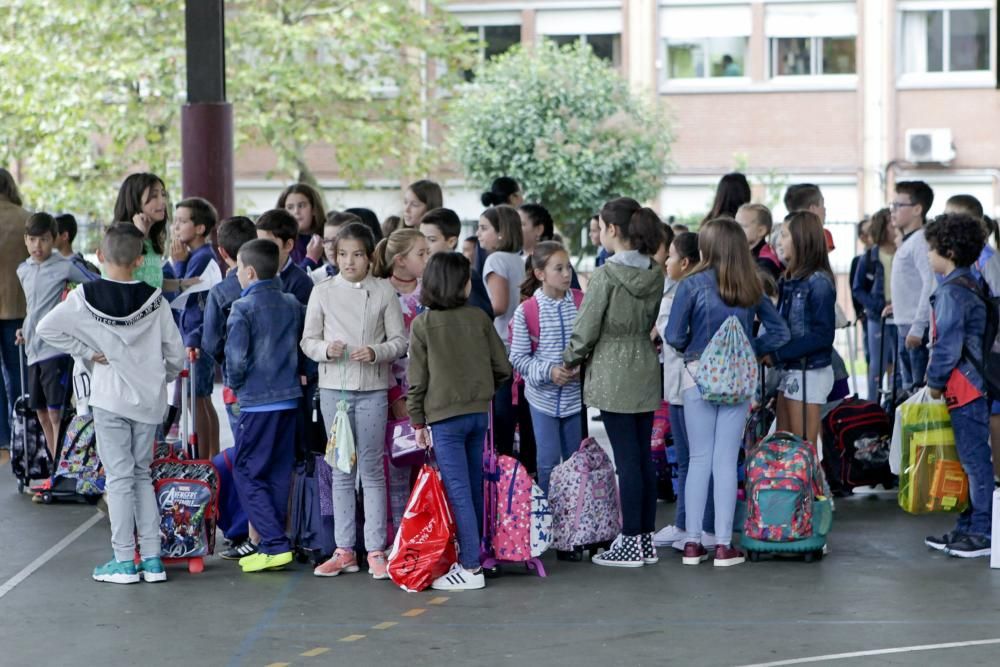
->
[16, 252, 94, 364]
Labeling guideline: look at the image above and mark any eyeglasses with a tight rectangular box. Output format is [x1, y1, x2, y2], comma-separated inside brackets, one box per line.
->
[890, 201, 917, 211]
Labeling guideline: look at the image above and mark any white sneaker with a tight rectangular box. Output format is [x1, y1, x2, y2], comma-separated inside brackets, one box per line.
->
[652, 524, 685, 547]
[431, 563, 485, 591]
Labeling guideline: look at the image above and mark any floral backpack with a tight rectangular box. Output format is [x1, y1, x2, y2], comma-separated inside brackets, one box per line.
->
[743, 432, 825, 541]
[694, 315, 758, 405]
[548, 438, 621, 551]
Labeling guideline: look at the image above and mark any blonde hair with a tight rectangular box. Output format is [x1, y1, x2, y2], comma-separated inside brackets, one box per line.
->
[737, 203, 773, 235]
[691, 217, 763, 308]
[372, 228, 425, 278]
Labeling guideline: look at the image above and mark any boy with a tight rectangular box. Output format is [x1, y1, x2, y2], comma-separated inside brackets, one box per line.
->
[736, 203, 782, 280]
[54, 213, 100, 276]
[784, 183, 836, 252]
[255, 208, 313, 306]
[310, 211, 361, 285]
[225, 239, 303, 572]
[37, 223, 185, 583]
[461, 236, 478, 267]
[887, 181, 935, 390]
[16, 213, 94, 461]
[922, 214, 993, 558]
[590, 214, 610, 267]
[419, 207, 493, 318]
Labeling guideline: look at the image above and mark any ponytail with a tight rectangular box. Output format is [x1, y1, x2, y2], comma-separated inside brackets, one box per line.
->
[481, 176, 520, 208]
[371, 238, 392, 279]
[599, 197, 665, 256]
[371, 228, 425, 279]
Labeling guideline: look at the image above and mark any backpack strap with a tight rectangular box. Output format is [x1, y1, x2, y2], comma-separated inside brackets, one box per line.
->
[944, 273, 992, 384]
[570, 288, 584, 309]
[522, 296, 541, 353]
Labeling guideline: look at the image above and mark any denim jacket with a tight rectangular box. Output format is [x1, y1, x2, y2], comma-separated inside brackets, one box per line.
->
[852, 246, 886, 321]
[224, 279, 305, 407]
[665, 269, 790, 362]
[774, 271, 836, 370]
[927, 268, 985, 393]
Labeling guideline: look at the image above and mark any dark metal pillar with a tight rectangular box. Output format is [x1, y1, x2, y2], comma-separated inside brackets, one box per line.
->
[181, 0, 233, 220]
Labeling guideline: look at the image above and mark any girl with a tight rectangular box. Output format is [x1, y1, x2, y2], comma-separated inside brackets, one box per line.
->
[478, 205, 524, 456]
[563, 197, 665, 568]
[481, 176, 523, 208]
[651, 232, 716, 550]
[402, 179, 443, 229]
[767, 211, 837, 447]
[278, 183, 327, 270]
[113, 172, 169, 289]
[300, 223, 407, 580]
[518, 203, 551, 258]
[509, 242, 582, 498]
[852, 208, 895, 402]
[666, 218, 789, 568]
[409, 252, 512, 590]
[702, 172, 751, 223]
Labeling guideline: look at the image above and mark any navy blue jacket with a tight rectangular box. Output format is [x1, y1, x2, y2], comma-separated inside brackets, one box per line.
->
[666, 268, 790, 361]
[774, 272, 837, 370]
[201, 270, 243, 367]
[852, 246, 887, 321]
[224, 279, 304, 408]
[278, 259, 314, 307]
[927, 268, 986, 393]
[173, 244, 216, 348]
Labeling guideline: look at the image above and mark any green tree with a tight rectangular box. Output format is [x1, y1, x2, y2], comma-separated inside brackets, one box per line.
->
[447, 41, 672, 253]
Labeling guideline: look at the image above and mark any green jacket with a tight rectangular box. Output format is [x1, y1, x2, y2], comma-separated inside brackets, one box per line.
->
[564, 260, 664, 413]
[407, 305, 513, 426]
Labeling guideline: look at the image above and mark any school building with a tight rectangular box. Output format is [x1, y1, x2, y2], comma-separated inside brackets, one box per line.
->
[234, 0, 1000, 271]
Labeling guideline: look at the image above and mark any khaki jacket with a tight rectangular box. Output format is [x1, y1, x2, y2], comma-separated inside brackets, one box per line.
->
[301, 274, 407, 392]
[0, 198, 29, 319]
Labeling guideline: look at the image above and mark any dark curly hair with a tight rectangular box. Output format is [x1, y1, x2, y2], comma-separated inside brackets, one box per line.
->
[924, 213, 985, 269]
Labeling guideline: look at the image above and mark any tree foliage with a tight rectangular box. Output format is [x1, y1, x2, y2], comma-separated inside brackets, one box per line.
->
[447, 41, 672, 252]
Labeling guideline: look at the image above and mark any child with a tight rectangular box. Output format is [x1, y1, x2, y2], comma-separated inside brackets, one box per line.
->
[37, 223, 185, 583]
[170, 197, 221, 459]
[651, 232, 716, 550]
[419, 208, 493, 318]
[462, 236, 478, 266]
[310, 211, 362, 285]
[255, 209, 314, 306]
[510, 241, 582, 498]
[765, 211, 837, 447]
[225, 239, 304, 573]
[278, 183, 327, 270]
[922, 214, 993, 558]
[113, 172, 169, 289]
[402, 179, 443, 229]
[54, 214, 100, 277]
[409, 252, 512, 590]
[590, 214, 610, 267]
[852, 209, 897, 403]
[301, 223, 407, 579]
[16, 213, 95, 461]
[666, 218, 789, 568]
[736, 203, 782, 280]
[563, 198, 666, 568]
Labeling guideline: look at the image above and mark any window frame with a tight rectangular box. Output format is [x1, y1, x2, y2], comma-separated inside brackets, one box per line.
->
[768, 35, 857, 78]
[896, 1, 997, 89]
[657, 3, 752, 92]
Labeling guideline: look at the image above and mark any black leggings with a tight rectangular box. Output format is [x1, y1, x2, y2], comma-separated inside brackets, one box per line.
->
[602, 410, 656, 537]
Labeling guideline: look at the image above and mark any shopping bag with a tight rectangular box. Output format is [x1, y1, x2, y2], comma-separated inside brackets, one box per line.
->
[895, 388, 968, 514]
[387, 464, 457, 592]
[694, 315, 758, 405]
[324, 399, 356, 474]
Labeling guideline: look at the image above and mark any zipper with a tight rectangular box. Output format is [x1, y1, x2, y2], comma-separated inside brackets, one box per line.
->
[555, 299, 565, 418]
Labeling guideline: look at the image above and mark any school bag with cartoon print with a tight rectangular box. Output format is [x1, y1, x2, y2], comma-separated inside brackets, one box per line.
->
[548, 437, 622, 551]
[694, 315, 758, 404]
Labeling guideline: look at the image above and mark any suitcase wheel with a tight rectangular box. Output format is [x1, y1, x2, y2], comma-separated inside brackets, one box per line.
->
[747, 550, 760, 563]
[41, 492, 54, 505]
[188, 558, 205, 574]
[803, 549, 823, 563]
[85, 494, 101, 506]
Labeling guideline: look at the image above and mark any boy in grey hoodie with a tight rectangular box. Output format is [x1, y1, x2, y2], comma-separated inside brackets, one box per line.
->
[38, 223, 185, 584]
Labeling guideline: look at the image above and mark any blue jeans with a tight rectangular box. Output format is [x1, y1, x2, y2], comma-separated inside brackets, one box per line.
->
[682, 387, 746, 545]
[601, 410, 656, 537]
[950, 398, 993, 538]
[897, 329, 929, 390]
[431, 412, 487, 570]
[866, 319, 897, 402]
[670, 404, 714, 535]
[0, 319, 23, 447]
[529, 406, 581, 496]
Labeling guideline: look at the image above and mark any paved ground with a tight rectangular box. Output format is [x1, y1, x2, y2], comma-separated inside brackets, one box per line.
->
[2, 423, 1000, 666]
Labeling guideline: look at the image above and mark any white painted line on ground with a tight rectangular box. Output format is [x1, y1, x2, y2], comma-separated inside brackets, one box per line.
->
[735, 637, 1000, 667]
[0, 511, 103, 601]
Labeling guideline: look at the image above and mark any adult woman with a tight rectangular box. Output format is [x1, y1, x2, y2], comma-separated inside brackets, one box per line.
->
[114, 173, 170, 289]
[0, 168, 30, 447]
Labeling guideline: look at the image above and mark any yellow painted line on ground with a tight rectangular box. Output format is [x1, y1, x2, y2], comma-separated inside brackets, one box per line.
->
[265, 663, 291, 667]
[339, 634, 366, 642]
[300, 647, 330, 657]
[372, 621, 398, 630]
[402, 608, 426, 617]
[428, 596, 449, 605]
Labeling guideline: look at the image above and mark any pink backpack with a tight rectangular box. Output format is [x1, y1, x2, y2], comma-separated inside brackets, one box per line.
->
[548, 437, 622, 550]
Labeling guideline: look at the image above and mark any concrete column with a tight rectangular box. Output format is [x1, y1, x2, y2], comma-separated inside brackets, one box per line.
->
[749, 2, 766, 83]
[625, 0, 657, 95]
[861, 0, 893, 216]
[522, 9, 536, 49]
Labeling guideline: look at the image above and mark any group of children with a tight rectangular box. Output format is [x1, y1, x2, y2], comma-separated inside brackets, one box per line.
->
[12, 171, 997, 589]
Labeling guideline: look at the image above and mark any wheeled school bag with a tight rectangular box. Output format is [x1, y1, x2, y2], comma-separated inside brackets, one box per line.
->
[10, 346, 55, 493]
[548, 437, 622, 552]
[40, 412, 104, 504]
[650, 401, 675, 501]
[821, 397, 893, 491]
[289, 453, 336, 563]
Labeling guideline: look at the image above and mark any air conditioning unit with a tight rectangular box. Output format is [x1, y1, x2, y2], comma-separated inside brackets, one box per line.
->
[905, 128, 956, 164]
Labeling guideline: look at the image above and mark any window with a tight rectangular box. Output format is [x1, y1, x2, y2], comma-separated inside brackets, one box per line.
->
[537, 8, 623, 66]
[660, 5, 751, 83]
[463, 23, 522, 80]
[765, 2, 858, 78]
[901, 7, 991, 74]
[550, 33, 622, 67]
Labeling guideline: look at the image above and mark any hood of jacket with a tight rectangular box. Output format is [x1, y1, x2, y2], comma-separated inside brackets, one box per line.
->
[81, 280, 165, 345]
[602, 259, 664, 300]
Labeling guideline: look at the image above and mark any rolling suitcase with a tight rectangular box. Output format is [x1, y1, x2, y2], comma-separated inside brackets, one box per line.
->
[10, 345, 54, 492]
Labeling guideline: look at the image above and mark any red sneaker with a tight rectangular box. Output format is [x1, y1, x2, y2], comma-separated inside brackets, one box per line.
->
[713, 544, 746, 567]
[30, 478, 52, 493]
[681, 542, 708, 565]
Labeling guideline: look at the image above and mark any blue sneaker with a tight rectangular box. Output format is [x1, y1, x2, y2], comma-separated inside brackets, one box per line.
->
[93, 559, 140, 584]
[139, 557, 167, 583]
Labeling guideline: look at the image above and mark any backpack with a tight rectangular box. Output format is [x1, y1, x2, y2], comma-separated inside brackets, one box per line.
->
[54, 413, 104, 497]
[694, 315, 758, 404]
[548, 437, 622, 550]
[150, 455, 220, 559]
[744, 432, 825, 542]
[519, 288, 585, 353]
[485, 454, 552, 561]
[949, 274, 1000, 400]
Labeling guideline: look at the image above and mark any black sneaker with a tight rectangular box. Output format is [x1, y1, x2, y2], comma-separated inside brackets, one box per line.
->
[945, 534, 991, 559]
[591, 534, 643, 568]
[924, 531, 958, 552]
[220, 540, 258, 561]
[640, 533, 659, 564]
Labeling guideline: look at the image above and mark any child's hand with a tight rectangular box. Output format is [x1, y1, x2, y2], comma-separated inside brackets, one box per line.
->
[327, 340, 347, 359]
[92, 352, 108, 365]
[416, 427, 431, 450]
[170, 237, 190, 263]
[929, 388, 943, 400]
[350, 346, 376, 363]
[14, 328, 23, 345]
[881, 304, 893, 318]
[550, 365, 575, 386]
[306, 234, 324, 263]
[187, 347, 200, 361]
[760, 354, 775, 368]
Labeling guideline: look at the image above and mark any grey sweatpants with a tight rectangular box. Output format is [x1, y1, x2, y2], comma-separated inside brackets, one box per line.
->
[92, 407, 160, 562]
[320, 389, 388, 552]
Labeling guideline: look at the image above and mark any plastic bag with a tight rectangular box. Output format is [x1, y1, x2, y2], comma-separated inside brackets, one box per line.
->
[387, 464, 457, 592]
[325, 399, 356, 475]
[894, 388, 968, 514]
[694, 315, 758, 405]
